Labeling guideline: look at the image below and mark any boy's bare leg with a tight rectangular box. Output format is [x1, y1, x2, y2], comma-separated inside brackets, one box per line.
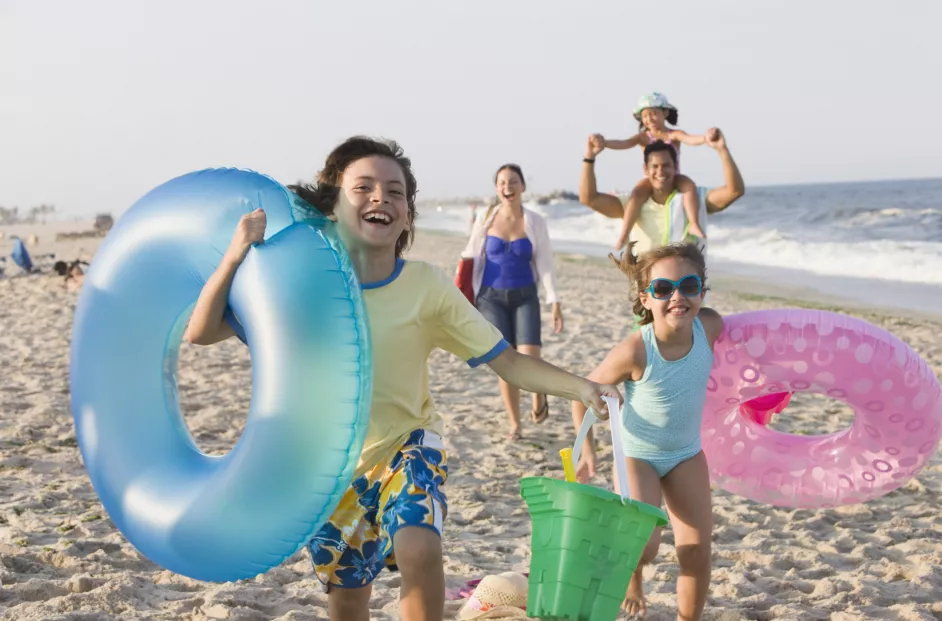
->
[394, 526, 446, 621]
[328, 584, 372, 621]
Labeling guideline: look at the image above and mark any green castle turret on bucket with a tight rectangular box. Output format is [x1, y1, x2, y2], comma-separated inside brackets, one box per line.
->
[520, 397, 668, 621]
[520, 477, 667, 621]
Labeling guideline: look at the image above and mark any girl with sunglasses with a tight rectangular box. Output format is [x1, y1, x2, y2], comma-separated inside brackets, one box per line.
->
[571, 241, 723, 620]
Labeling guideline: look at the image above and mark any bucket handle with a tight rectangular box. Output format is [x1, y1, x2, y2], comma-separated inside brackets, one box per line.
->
[571, 395, 630, 503]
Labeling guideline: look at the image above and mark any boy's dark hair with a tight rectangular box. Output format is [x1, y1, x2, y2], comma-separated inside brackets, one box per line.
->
[608, 242, 708, 326]
[289, 136, 418, 258]
[643, 140, 678, 167]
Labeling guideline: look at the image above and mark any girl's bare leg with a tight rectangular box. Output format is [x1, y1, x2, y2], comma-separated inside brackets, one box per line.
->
[615, 180, 654, 250]
[618, 457, 663, 618]
[676, 175, 705, 239]
[662, 452, 713, 621]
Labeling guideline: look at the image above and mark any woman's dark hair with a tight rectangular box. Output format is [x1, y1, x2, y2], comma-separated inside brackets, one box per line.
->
[289, 136, 418, 258]
[643, 140, 678, 166]
[608, 242, 708, 326]
[637, 107, 679, 132]
[494, 163, 526, 187]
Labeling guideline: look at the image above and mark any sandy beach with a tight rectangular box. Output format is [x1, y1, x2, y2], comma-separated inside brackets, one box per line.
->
[1, 223, 940, 620]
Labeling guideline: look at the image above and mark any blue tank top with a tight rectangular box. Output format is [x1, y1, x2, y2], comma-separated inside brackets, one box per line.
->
[481, 235, 535, 289]
[621, 317, 713, 459]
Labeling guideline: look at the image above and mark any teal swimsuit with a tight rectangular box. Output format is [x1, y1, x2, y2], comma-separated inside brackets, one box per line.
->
[621, 317, 713, 477]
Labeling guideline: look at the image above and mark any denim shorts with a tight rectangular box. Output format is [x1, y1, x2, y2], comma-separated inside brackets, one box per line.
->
[476, 283, 542, 348]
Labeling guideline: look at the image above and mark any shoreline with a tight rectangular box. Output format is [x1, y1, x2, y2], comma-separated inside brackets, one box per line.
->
[420, 228, 942, 325]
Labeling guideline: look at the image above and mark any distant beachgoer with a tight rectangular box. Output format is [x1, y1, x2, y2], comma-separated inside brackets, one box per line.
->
[54, 259, 88, 290]
[461, 164, 563, 440]
[10, 236, 34, 272]
[66, 262, 86, 291]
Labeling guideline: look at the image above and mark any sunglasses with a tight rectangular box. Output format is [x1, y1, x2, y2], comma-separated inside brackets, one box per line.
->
[645, 275, 703, 300]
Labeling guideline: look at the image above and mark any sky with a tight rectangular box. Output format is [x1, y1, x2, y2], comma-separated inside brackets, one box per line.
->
[2, 0, 941, 218]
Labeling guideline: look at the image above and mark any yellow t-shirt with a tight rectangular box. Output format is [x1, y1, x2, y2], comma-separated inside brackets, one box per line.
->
[623, 195, 667, 254]
[355, 259, 507, 476]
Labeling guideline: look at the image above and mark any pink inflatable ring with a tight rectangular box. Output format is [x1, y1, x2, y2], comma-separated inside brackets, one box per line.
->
[703, 309, 942, 508]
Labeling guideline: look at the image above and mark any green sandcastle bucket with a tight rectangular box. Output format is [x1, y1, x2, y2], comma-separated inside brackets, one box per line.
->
[520, 476, 668, 621]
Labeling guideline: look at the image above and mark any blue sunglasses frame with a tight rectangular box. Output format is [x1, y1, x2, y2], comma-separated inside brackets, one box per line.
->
[645, 274, 703, 300]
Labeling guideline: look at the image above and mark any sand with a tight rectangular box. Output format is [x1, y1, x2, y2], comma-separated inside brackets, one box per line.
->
[1, 222, 940, 620]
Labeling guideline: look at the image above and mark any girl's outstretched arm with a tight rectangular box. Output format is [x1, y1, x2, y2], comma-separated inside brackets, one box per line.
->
[487, 348, 622, 414]
[603, 132, 646, 150]
[669, 129, 707, 146]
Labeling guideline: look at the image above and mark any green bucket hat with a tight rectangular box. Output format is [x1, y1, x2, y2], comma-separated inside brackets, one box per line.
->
[632, 92, 677, 121]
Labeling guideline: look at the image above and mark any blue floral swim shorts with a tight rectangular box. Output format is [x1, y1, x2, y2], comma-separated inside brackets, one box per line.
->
[307, 429, 448, 589]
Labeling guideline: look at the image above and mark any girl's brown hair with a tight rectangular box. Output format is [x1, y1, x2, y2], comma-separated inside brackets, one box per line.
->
[608, 242, 708, 325]
[289, 136, 418, 258]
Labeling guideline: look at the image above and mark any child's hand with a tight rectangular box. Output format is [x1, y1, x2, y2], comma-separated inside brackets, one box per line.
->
[586, 134, 605, 158]
[579, 381, 622, 418]
[576, 451, 597, 484]
[226, 208, 267, 263]
[705, 127, 726, 150]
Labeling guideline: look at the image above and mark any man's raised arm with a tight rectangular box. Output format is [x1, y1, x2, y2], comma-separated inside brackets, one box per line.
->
[704, 128, 745, 214]
[579, 134, 626, 220]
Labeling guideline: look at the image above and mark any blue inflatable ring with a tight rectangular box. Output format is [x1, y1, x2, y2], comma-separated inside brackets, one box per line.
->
[69, 169, 372, 582]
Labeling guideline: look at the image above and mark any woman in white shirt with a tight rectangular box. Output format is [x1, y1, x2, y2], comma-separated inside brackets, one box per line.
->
[461, 164, 563, 440]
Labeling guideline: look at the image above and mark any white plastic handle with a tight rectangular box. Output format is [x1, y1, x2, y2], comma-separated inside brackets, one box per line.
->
[571, 396, 630, 502]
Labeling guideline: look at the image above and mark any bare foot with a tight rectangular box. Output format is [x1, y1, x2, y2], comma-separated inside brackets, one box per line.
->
[506, 427, 523, 441]
[687, 223, 706, 239]
[622, 569, 646, 618]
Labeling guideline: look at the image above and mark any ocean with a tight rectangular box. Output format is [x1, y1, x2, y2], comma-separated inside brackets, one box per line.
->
[417, 178, 942, 316]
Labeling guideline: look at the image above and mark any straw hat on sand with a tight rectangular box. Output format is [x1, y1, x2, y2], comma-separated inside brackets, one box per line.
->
[456, 571, 529, 619]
